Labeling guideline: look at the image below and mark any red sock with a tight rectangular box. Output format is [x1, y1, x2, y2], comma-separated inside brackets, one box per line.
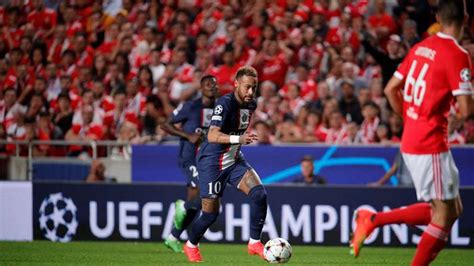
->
[412, 223, 449, 266]
[374, 203, 431, 227]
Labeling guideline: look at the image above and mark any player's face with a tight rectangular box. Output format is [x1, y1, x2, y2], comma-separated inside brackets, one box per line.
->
[301, 161, 314, 177]
[201, 78, 217, 98]
[235, 75, 257, 103]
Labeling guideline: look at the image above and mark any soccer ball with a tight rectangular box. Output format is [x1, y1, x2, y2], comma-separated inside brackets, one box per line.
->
[264, 238, 292, 263]
[38, 192, 78, 242]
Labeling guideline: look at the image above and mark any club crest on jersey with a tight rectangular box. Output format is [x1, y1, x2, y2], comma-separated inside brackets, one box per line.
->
[460, 68, 471, 82]
[214, 105, 223, 115]
[202, 108, 214, 127]
[239, 109, 250, 130]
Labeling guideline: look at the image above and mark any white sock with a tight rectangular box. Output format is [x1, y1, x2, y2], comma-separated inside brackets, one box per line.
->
[186, 241, 198, 248]
[249, 238, 260, 244]
[167, 234, 177, 241]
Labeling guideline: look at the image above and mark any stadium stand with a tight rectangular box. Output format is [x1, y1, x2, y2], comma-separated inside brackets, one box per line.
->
[0, 0, 473, 158]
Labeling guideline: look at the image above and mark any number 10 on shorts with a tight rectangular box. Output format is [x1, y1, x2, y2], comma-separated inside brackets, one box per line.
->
[208, 181, 222, 195]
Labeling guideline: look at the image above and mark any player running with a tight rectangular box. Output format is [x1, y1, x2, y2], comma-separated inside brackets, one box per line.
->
[183, 66, 267, 263]
[162, 75, 218, 253]
[351, 1, 473, 265]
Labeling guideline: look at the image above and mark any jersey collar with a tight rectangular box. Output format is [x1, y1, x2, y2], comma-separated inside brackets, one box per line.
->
[436, 32, 457, 42]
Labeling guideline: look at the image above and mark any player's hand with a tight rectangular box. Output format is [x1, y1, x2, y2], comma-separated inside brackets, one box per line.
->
[188, 133, 202, 145]
[239, 133, 258, 145]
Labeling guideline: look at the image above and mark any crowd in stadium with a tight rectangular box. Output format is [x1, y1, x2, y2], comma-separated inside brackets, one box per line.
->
[1, 0, 474, 156]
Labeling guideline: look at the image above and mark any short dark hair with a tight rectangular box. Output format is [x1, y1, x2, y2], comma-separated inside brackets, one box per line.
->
[235, 66, 258, 80]
[57, 93, 70, 102]
[62, 49, 76, 58]
[200, 74, 216, 85]
[113, 89, 126, 97]
[437, 0, 466, 26]
[301, 155, 314, 163]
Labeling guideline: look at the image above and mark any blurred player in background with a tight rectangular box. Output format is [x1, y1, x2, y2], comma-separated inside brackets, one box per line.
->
[161, 75, 218, 252]
[351, 1, 473, 265]
[183, 66, 267, 262]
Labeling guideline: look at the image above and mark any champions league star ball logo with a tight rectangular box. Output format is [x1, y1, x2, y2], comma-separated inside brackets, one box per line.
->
[38, 193, 78, 242]
[460, 68, 471, 82]
[214, 105, 223, 115]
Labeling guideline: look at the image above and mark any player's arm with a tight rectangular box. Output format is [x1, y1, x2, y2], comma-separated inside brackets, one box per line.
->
[161, 102, 201, 144]
[368, 161, 398, 187]
[384, 75, 405, 116]
[161, 120, 201, 144]
[207, 126, 258, 145]
[449, 53, 474, 121]
[456, 95, 474, 120]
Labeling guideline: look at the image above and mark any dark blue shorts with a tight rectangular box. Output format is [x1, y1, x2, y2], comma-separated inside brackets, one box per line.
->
[179, 161, 199, 188]
[197, 159, 253, 198]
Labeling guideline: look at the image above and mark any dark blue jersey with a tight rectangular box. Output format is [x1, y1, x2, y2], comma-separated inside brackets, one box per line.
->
[170, 97, 214, 165]
[197, 93, 256, 170]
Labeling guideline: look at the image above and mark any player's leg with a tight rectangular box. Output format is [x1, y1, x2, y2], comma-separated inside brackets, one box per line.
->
[184, 167, 227, 262]
[165, 187, 201, 252]
[184, 197, 220, 262]
[351, 153, 434, 257]
[412, 152, 462, 265]
[181, 186, 202, 229]
[233, 164, 267, 258]
[165, 165, 201, 253]
[411, 198, 461, 266]
[173, 181, 201, 232]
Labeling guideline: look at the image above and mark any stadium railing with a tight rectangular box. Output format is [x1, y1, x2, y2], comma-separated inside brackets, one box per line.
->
[0, 140, 132, 181]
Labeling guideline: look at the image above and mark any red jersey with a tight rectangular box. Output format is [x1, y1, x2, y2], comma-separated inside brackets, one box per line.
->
[394, 32, 473, 154]
[210, 63, 241, 95]
[258, 53, 289, 88]
[27, 8, 57, 30]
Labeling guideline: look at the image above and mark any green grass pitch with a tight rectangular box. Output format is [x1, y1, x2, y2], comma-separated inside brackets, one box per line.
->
[1, 241, 473, 265]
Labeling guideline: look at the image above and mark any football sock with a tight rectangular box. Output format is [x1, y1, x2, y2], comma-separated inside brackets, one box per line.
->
[412, 223, 449, 266]
[186, 241, 198, 248]
[373, 202, 431, 227]
[171, 197, 201, 239]
[188, 211, 219, 245]
[249, 238, 261, 244]
[184, 196, 201, 210]
[248, 185, 268, 240]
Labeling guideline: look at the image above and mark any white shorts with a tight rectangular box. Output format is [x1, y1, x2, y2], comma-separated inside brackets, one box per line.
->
[402, 151, 460, 201]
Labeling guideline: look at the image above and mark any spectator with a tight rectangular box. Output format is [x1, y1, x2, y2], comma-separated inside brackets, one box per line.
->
[1, 88, 25, 132]
[111, 121, 141, 160]
[308, 81, 331, 113]
[402, 19, 420, 48]
[360, 102, 380, 143]
[253, 120, 274, 145]
[325, 110, 347, 144]
[358, 87, 371, 107]
[52, 93, 73, 137]
[66, 104, 104, 156]
[338, 79, 363, 124]
[338, 62, 368, 92]
[211, 45, 241, 95]
[362, 33, 405, 86]
[293, 155, 326, 185]
[374, 123, 391, 144]
[286, 83, 306, 116]
[388, 113, 403, 142]
[367, 0, 397, 42]
[275, 117, 303, 143]
[255, 39, 291, 88]
[343, 121, 362, 144]
[86, 160, 115, 183]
